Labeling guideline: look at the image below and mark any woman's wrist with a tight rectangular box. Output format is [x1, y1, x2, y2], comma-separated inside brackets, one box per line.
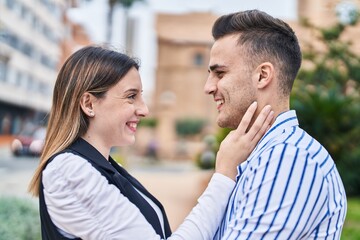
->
[215, 164, 237, 181]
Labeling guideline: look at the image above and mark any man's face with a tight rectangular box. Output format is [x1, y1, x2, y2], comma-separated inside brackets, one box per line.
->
[204, 34, 257, 129]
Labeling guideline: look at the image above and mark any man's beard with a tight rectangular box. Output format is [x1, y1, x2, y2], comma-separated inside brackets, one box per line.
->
[217, 108, 245, 129]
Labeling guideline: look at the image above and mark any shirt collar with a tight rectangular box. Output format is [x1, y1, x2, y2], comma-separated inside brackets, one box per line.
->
[255, 110, 299, 152]
[236, 110, 299, 180]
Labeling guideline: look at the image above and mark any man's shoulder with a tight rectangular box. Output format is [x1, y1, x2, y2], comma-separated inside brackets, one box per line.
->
[268, 126, 330, 159]
[253, 128, 331, 166]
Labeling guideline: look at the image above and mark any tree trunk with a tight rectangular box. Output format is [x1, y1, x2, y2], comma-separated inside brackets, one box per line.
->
[106, 3, 115, 44]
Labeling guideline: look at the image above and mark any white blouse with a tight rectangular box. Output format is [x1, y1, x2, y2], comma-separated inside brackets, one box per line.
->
[42, 152, 235, 240]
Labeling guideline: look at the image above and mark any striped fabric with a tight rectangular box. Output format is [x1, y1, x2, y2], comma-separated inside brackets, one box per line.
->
[214, 110, 347, 240]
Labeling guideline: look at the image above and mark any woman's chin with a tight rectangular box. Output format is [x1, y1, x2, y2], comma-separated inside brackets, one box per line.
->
[113, 137, 136, 147]
[124, 136, 136, 146]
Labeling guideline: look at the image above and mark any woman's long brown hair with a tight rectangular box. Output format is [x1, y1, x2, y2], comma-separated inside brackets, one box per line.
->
[28, 45, 139, 196]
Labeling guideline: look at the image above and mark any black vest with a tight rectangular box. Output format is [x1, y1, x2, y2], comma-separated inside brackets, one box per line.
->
[39, 138, 172, 239]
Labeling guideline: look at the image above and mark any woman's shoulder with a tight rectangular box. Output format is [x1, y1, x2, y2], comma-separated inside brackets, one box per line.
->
[44, 152, 89, 174]
[42, 152, 102, 193]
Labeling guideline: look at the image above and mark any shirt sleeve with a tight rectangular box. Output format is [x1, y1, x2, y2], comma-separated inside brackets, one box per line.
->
[43, 153, 235, 240]
[169, 173, 235, 240]
[221, 144, 328, 239]
[43, 153, 162, 240]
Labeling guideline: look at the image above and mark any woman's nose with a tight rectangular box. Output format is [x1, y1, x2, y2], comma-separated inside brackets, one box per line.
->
[136, 100, 149, 117]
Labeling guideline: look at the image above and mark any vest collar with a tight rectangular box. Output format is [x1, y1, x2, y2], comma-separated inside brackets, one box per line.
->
[69, 138, 114, 173]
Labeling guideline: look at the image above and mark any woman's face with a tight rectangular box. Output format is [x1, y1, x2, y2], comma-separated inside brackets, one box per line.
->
[86, 67, 149, 151]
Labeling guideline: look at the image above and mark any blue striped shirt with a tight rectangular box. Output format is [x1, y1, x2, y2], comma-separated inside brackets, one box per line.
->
[214, 110, 347, 240]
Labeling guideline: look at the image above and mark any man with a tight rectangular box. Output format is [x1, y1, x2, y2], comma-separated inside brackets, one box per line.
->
[205, 10, 347, 239]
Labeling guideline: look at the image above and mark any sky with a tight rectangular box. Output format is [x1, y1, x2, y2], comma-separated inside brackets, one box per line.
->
[150, 0, 297, 19]
[68, 0, 298, 96]
[69, 0, 298, 43]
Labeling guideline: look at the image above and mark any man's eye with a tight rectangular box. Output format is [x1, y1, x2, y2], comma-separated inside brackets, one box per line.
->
[128, 94, 136, 100]
[216, 71, 224, 77]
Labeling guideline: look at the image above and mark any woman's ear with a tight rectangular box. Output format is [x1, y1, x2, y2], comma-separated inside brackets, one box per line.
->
[80, 92, 95, 117]
[256, 62, 274, 89]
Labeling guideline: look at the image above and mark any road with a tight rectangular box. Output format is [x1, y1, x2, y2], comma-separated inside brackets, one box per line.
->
[0, 146, 38, 198]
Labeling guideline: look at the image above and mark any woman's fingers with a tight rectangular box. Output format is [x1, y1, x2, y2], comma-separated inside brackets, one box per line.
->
[251, 108, 274, 143]
[234, 102, 273, 142]
[245, 105, 273, 142]
[215, 103, 274, 180]
[235, 101, 258, 135]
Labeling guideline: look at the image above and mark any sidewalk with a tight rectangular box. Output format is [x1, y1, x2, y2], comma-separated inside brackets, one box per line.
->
[130, 160, 213, 230]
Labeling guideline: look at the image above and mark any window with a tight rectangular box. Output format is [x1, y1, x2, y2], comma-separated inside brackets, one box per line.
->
[193, 53, 204, 66]
[0, 28, 9, 43]
[15, 71, 23, 86]
[22, 43, 33, 57]
[0, 58, 8, 82]
[20, 4, 29, 20]
[5, 0, 15, 10]
[21, 73, 30, 89]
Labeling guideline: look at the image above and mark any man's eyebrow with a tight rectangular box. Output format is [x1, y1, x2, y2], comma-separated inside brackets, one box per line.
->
[208, 64, 226, 72]
[124, 88, 140, 93]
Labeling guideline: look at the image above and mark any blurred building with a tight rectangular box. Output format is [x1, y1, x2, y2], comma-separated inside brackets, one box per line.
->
[299, 0, 357, 26]
[0, 0, 67, 134]
[60, 1, 92, 66]
[152, 13, 219, 159]
[296, 0, 360, 54]
[149, 0, 360, 160]
[2, 0, 357, 158]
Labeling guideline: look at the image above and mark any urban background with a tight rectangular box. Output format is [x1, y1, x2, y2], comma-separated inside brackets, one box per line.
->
[0, 0, 359, 239]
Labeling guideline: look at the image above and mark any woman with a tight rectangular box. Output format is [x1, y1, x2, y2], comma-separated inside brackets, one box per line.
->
[28, 45, 273, 239]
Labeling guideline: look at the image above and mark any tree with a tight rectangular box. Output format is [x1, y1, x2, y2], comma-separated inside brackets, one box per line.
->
[292, 17, 360, 196]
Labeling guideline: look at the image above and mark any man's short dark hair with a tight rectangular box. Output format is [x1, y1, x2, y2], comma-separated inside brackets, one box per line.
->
[212, 10, 302, 95]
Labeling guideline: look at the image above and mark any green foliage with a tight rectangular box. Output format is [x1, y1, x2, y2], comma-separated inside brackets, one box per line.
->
[195, 128, 232, 170]
[341, 198, 360, 240]
[215, 128, 232, 150]
[0, 197, 41, 240]
[291, 86, 360, 160]
[321, 23, 344, 41]
[293, 18, 360, 195]
[195, 135, 218, 170]
[175, 118, 205, 136]
[138, 118, 158, 128]
[195, 151, 216, 170]
[291, 86, 360, 196]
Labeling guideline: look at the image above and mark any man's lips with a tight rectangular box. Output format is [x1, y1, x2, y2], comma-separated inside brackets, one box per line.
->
[215, 99, 224, 110]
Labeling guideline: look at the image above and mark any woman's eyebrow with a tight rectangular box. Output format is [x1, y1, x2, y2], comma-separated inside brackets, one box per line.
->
[124, 88, 140, 94]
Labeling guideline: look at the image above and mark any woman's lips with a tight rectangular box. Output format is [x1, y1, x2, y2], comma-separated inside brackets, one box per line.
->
[126, 122, 138, 132]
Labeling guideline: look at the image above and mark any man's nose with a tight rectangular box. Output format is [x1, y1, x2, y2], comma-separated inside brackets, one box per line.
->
[204, 76, 217, 95]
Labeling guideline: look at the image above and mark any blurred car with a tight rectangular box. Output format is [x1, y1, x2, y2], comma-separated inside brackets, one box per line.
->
[10, 125, 46, 157]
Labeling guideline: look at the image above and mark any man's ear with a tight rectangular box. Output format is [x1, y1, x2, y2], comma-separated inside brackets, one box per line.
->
[256, 62, 274, 89]
[80, 92, 95, 117]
